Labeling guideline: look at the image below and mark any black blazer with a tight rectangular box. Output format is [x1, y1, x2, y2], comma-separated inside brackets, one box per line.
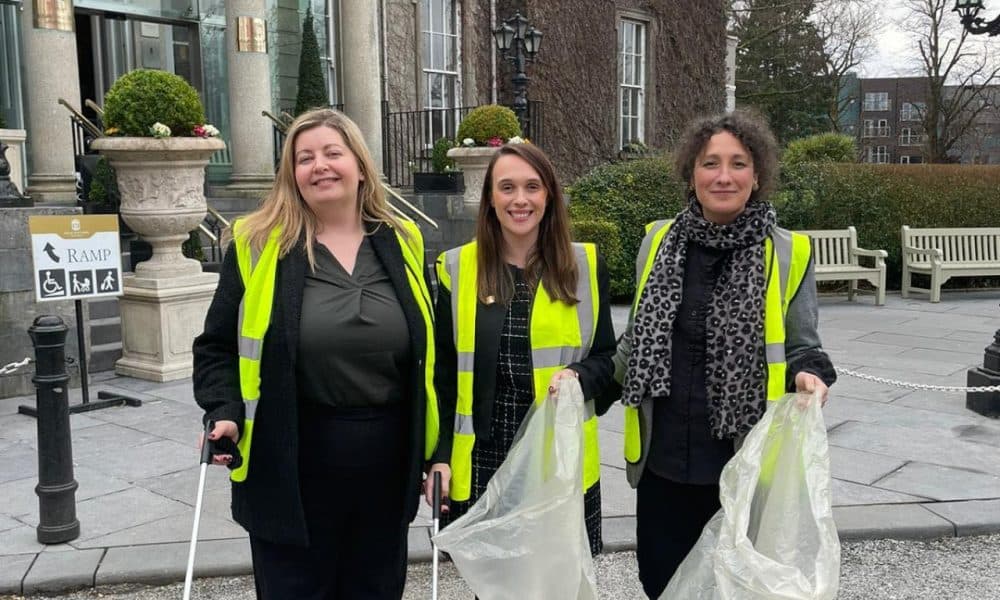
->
[431, 253, 617, 464]
[192, 224, 435, 547]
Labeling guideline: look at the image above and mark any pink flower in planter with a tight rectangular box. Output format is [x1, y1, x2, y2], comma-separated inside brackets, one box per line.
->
[487, 136, 504, 147]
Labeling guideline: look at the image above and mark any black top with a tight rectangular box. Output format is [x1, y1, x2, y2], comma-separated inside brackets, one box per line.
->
[646, 242, 738, 484]
[297, 238, 410, 408]
[192, 224, 434, 547]
[645, 241, 837, 485]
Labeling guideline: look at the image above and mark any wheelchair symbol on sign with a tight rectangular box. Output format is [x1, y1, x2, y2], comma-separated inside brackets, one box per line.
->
[42, 271, 64, 295]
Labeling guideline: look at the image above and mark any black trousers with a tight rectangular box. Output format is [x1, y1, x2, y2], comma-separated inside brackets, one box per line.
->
[635, 470, 721, 599]
[250, 404, 410, 600]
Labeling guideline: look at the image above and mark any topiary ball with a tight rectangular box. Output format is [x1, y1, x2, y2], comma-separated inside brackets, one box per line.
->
[456, 105, 521, 145]
[103, 69, 205, 137]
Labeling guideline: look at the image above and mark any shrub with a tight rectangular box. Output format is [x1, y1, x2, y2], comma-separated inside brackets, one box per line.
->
[87, 157, 120, 210]
[782, 132, 857, 166]
[103, 69, 205, 137]
[295, 6, 327, 116]
[567, 156, 687, 300]
[775, 163, 1000, 288]
[571, 219, 629, 298]
[456, 105, 521, 145]
[431, 137, 455, 173]
[182, 230, 205, 262]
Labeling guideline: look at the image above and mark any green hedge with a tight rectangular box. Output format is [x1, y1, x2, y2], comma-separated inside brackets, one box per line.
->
[570, 220, 628, 298]
[567, 156, 687, 300]
[569, 157, 1000, 298]
[775, 164, 1000, 288]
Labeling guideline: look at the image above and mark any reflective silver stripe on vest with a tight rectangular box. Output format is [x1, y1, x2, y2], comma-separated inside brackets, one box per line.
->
[771, 228, 793, 307]
[244, 398, 258, 420]
[446, 248, 462, 348]
[584, 399, 597, 420]
[573, 244, 595, 352]
[635, 220, 672, 283]
[457, 351, 475, 372]
[532, 347, 580, 370]
[454, 413, 475, 435]
[239, 336, 262, 360]
[765, 342, 786, 364]
[249, 244, 262, 273]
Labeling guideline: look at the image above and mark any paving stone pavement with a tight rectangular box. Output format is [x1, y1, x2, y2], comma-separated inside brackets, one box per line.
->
[1, 290, 998, 595]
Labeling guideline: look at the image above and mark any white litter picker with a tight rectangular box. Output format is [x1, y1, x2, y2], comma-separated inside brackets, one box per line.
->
[183, 421, 242, 600]
[431, 470, 442, 600]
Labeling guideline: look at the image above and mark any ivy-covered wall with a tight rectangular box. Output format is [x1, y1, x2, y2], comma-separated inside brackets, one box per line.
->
[488, 0, 727, 180]
[381, 0, 726, 181]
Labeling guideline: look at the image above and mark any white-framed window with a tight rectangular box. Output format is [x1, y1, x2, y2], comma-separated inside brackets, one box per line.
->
[867, 145, 889, 164]
[863, 92, 890, 112]
[862, 119, 889, 137]
[900, 155, 911, 164]
[619, 18, 646, 150]
[900, 102, 925, 121]
[421, 0, 459, 145]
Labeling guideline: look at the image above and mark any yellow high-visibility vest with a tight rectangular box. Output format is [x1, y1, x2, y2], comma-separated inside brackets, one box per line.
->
[436, 241, 601, 502]
[623, 220, 811, 466]
[230, 219, 439, 483]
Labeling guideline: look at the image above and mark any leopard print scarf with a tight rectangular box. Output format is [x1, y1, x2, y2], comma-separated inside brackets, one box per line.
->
[621, 198, 777, 439]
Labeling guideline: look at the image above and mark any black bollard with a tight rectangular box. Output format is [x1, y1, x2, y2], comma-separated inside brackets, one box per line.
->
[29, 315, 80, 544]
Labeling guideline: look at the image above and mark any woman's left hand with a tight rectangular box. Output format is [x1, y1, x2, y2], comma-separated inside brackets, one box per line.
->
[548, 369, 579, 396]
[794, 371, 829, 406]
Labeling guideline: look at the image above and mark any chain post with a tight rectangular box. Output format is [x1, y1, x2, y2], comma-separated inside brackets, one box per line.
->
[26, 316, 81, 544]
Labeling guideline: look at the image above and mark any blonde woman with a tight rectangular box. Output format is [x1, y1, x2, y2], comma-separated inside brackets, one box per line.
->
[193, 109, 439, 599]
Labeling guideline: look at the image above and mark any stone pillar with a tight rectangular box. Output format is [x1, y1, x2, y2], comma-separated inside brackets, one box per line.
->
[20, 0, 81, 204]
[223, 0, 275, 198]
[341, 0, 384, 173]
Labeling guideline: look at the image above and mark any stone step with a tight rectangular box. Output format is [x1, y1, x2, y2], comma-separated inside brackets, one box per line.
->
[89, 341, 122, 373]
[87, 297, 120, 320]
[90, 317, 121, 346]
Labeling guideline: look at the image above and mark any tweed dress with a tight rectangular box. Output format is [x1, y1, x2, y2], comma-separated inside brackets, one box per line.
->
[445, 267, 602, 555]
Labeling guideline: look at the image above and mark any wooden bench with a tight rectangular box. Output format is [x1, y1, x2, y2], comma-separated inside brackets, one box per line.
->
[797, 227, 887, 306]
[901, 226, 1000, 303]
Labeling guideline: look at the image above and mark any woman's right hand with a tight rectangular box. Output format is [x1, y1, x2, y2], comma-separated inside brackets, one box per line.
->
[424, 463, 451, 514]
[198, 420, 240, 466]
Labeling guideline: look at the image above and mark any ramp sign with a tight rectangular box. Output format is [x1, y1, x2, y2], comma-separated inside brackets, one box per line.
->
[29, 215, 122, 303]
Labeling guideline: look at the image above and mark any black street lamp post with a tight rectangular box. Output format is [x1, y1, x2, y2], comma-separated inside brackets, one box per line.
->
[492, 12, 543, 135]
[954, 0, 1000, 35]
[952, 2, 1000, 415]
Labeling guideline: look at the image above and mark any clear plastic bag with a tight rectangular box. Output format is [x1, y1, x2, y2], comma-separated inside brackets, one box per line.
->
[661, 392, 841, 600]
[432, 378, 598, 600]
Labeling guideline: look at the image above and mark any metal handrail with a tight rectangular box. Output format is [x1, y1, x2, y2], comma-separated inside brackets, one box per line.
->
[206, 205, 231, 230]
[383, 182, 438, 230]
[85, 99, 104, 116]
[198, 223, 218, 243]
[262, 110, 287, 131]
[58, 98, 102, 139]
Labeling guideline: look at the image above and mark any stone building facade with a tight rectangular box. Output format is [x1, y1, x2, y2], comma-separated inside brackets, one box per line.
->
[1, 0, 726, 200]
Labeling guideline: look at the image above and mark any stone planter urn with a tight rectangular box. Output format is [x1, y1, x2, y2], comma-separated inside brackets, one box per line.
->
[91, 136, 225, 382]
[447, 146, 500, 206]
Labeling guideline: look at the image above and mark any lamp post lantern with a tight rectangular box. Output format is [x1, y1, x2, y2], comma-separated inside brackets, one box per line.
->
[492, 12, 542, 134]
[951, 3, 1000, 415]
[954, 0, 1000, 35]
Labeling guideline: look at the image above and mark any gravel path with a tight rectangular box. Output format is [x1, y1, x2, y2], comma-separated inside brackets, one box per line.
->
[4, 534, 999, 599]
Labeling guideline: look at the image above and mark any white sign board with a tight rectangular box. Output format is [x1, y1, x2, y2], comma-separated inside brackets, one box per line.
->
[29, 215, 122, 303]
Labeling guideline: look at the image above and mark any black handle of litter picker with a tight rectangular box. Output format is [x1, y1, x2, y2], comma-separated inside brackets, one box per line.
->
[201, 420, 243, 469]
[432, 471, 442, 521]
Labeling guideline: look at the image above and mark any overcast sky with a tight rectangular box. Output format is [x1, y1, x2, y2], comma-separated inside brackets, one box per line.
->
[861, 4, 1000, 77]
